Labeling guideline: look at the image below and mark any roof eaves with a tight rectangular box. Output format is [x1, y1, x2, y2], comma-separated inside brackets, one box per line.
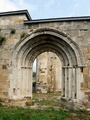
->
[0, 10, 32, 20]
[24, 16, 90, 24]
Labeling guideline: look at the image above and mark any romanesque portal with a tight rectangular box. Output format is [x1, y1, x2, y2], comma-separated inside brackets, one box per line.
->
[1, 10, 90, 107]
[10, 28, 84, 101]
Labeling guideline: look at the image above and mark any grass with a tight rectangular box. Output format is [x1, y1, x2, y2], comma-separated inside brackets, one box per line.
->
[33, 92, 61, 98]
[0, 105, 90, 120]
[0, 93, 90, 120]
[32, 93, 61, 107]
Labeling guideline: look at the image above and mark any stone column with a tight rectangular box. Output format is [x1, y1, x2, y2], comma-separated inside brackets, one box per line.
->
[25, 68, 28, 96]
[26, 68, 30, 96]
[20, 68, 23, 97]
[22, 67, 27, 97]
[68, 67, 72, 98]
[71, 67, 78, 99]
[75, 68, 77, 99]
[17, 67, 22, 98]
[27, 67, 32, 98]
[65, 68, 68, 98]
[61, 68, 65, 97]
[72, 68, 75, 99]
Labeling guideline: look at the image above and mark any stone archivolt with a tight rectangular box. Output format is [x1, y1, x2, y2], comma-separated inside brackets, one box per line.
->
[11, 28, 84, 101]
[0, 10, 89, 108]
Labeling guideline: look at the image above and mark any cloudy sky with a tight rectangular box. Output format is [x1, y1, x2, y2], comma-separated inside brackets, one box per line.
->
[0, 0, 90, 19]
[0, 0, 90, 70]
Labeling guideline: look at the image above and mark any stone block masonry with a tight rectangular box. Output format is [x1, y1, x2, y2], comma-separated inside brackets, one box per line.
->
[0, 10, 90, 108]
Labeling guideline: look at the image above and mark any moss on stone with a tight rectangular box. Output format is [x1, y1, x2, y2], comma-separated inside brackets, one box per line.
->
[0, 36, 5, 44]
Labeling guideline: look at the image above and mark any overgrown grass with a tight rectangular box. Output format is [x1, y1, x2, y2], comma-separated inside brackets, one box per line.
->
[0, 93, 90, 120]
[32, 93, 61, 107]
[0, 105, 90, 120]
[33, 92, 61, 98]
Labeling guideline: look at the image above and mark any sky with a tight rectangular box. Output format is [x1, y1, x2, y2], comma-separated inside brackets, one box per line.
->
[0, 0, 90, 19]
[0, 0, 90, 71]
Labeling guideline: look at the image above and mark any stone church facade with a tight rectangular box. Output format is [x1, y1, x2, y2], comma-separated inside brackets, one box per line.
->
[0, 10, 90, 107]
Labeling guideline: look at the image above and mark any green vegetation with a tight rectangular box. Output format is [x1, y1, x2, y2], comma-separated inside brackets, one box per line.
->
[33, 82, 36, 87]
[32, 93, 61, 107]
[33, 92, 61, 98]
[30, 29, 33, 32]
[0, 94, 90, 120]
[0, 105, 90, 120]
[33, 72, 36, 78]
[10, 28, 16, 34]
[0, 36, 5, 44]
[20, 31, 27, 38]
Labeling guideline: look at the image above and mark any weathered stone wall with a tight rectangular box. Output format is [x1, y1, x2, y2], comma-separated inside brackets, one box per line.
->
[37, 52, 61, 93]
[27, 21, 90, 92]
[24, 21, 90, 106]
[0, 12, 90, 105]
[0, 14, 28, 99]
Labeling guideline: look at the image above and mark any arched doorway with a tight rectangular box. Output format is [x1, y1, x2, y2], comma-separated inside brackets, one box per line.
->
[9, 28, 85, 101]
[35, 51, 62, 93]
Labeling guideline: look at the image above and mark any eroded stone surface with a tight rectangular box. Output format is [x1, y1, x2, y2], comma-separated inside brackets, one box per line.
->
[37, 52, 61, 93]
[0, 10, 90, 108]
